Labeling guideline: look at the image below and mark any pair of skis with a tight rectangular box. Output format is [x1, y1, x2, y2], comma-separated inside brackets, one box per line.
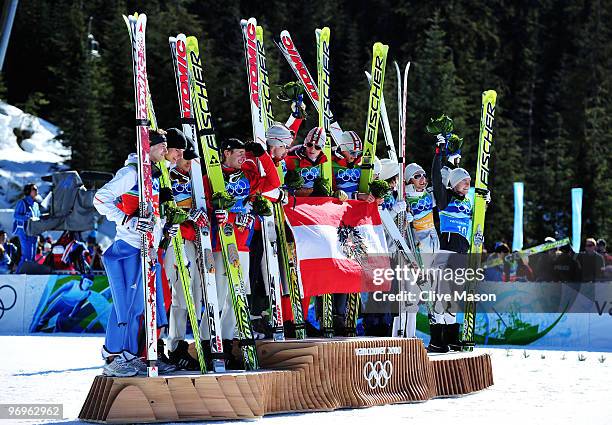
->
[169, 34, 226, 372]
[239, 18, 286, 341]
[343, 42, 390, 337]
[123, 12, 158, 377]
[185, 36, 259, 369]
[462, 90, 497, 351]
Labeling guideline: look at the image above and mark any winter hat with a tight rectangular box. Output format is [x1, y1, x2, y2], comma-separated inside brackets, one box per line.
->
[149, 130, 167, 146]
[182, 136, 199, 161]
[494, 241, 510, 253]
[266, 122, 294, 147]
[379, 158, 400, 181]
[304, 127, 326, 149]
[221, 138, 245, 151]
[338, 130, 363, 153]
[165, 128, 188, 150]
[404, 163, 425, 181]
[447, 167, 470, 189]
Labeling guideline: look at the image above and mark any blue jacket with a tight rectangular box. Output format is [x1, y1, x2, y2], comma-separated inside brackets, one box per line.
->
[13, 196, 40, 234]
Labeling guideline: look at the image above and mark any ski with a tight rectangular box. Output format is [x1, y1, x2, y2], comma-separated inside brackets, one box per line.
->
[123, 12, 157, 377]
[316, 27, 333, 184]
[484, 237, 570, 269]
[186, 35, 259, 370]
[358, 42, 389, 192]
[365, 70, 397, 163]
[254, 22, 286, 341]
[170, 34, 225, 372]
[314, 27, 335, 338]
[240, 18, 285, 341]
[346, 42, 389, 337]
[275, 30, 344, 145]
[462, 90, 497, 351]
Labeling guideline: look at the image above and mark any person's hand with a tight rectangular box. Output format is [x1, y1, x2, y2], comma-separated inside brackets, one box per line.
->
[392, 200, 407, 213]
[291, 96, 307, 118]
[435, 133, 446, 148]
[188, 208, 209, 228]
[214, 209, 228, 226]
[448, 153, 461, 166]
[163, 223, 180, 239]
[245, 141, 265, 157]
[125, 214, 154, 235]
[365, 193, 376, 203]
[334, 190, 348, 202]
[404, 211, 414, 223]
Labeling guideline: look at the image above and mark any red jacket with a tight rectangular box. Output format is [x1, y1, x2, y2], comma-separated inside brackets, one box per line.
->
[204, 152, 280, 251]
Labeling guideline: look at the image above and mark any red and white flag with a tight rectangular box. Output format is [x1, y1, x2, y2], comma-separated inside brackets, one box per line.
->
[283, 197, 391, 296]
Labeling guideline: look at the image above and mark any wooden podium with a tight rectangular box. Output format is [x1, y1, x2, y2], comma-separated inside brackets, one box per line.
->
[79, 338, 493, 423]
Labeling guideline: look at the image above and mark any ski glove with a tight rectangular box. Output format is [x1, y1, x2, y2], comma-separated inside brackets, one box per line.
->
[276, 188, 290, 205]
[214, 209, 228, 226]
[334, 190, 348, 202]
[392, 200, 407, 213]
[245, 141, 265, 157]
[188, 208, 209, 228]
[235, 213, 254, 228]
[125, 215, 155, 235]
[435, 133, 446, 147]
[404, 212, 414, 223]
[164, 223, 180, 239]
[291, 97, 307, 119]
[447, 153, 461, 166]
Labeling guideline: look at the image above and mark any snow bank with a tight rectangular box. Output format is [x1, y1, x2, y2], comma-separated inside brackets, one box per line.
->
[0, 101, 70, 213]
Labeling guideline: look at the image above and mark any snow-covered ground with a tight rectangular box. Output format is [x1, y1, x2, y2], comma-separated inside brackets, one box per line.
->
[0, 101, 69, 232]
[1, 335, 610, 425]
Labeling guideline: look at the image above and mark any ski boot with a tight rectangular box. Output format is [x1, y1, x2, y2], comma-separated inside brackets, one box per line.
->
[445, 323, 472, 351]
[223, 339, 244, 370]
[427, 323, 450, 353]
[169, 340, 200, 371]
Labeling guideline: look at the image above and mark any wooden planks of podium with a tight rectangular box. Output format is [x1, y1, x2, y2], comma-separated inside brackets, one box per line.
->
[78, 338, 493, 423]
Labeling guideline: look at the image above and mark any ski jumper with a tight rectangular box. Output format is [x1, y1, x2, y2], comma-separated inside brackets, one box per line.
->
[93, 153, 168, 358]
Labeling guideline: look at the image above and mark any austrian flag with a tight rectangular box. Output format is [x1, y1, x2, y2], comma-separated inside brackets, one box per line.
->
[283, 197, 391, 296]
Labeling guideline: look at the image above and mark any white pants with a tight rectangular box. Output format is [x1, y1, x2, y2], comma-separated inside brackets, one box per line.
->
[213, 251, 250, 339]
[164, 240, 208, 351]
[429, 250, 457, 324]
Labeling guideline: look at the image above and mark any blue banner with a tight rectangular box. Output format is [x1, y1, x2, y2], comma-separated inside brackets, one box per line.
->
[512, 182, 524, 251]
[571, 188, 583, 253]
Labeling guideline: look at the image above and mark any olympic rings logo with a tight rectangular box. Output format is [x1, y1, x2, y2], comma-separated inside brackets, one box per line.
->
[300, 167, 320, 181]
[172, 181, 191, 194]
[336, 168, 360, 182]
[227, 179, 249, 197]
[447, 199, 471, 214]
[363, 360, 393, 389]
[0, 285, 17, 321]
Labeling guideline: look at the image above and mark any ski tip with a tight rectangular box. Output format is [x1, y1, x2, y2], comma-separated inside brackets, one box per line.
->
[279, 29, 290, 38]
[240, 18, 248, 26]
[169, 36, 176, 43]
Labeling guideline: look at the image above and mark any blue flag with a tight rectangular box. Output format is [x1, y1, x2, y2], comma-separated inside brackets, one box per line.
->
[513, 182, 524, 251]
[571, 188, 583, 253]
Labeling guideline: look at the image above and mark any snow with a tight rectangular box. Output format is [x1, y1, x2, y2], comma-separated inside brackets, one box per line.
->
[1, 335, 611, 424]
[0, 101, 69, 214]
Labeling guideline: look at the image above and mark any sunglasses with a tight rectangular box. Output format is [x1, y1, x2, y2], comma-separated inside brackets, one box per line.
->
[305, 142, 322, 150]
[412, 173, 427, 180]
